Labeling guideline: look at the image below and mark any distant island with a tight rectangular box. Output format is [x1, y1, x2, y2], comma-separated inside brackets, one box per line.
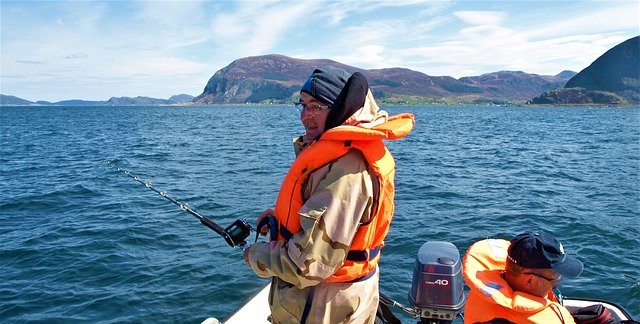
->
[0, 94, 195, 107]
[192, 56, 573, 106]
[2, 36, 638, 107]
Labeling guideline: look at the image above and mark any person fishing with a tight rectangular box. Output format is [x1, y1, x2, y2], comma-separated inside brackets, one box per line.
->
[242, 66, 414, 323]
[462, 231, 585, 324]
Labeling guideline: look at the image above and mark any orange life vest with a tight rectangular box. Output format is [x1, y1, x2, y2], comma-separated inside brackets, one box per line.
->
[462, 239, 576, 324]
[273, 113, 414, 283]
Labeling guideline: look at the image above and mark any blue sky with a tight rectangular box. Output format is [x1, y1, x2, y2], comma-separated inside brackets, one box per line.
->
[1, 0, 638, 102]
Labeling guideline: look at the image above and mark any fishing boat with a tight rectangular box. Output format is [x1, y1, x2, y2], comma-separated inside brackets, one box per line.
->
[204, 288, 634, 323]
[108, 164, 636, 323]
[203, 241, 636, 324]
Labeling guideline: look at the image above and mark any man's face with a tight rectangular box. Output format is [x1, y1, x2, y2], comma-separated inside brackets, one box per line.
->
[520, 268, 563, 297]
[299, 92, 331, 142]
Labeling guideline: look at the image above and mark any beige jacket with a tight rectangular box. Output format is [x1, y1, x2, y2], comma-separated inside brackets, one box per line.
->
[247, 90, 391, 323]
[247, 145, 378, 324]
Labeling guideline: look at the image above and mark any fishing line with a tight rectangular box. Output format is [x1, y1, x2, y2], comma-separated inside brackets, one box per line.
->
[121, 204, 176, 320]
[105, 160, 252, 248]
[107, 159, 252, 321]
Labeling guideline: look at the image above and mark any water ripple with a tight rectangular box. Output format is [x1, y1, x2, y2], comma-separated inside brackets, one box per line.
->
[1, 105, 638, 321]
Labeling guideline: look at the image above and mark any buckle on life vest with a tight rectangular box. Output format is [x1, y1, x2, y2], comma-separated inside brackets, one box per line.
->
[256, 215, 296, 242]
[255, 215, 281, 242]
[346, 245, 382, 262]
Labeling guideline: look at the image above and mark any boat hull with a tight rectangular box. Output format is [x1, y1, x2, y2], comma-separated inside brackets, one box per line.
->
[203, 283, 634, 323]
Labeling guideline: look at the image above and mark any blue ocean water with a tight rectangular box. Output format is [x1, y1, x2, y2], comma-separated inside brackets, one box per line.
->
[1, 105, 638, 322]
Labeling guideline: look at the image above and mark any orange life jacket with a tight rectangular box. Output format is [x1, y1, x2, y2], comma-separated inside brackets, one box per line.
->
[273, 113, 414, 283]
[462, 239, 575, 324]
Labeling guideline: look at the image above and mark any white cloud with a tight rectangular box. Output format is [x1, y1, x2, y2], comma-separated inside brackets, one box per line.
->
[334, 45, 387, 68]
[66, 53, 88, 60]
[111, 57, 209, 77]
[458, 24, 520, 43]
[135, 1, 204, 25]
[453, 11, 507, 25]
[355, 2, 638, 77]
[327, 4, 451, 69]
[526, 1, 639, 39]
[131, 1, 213, 50]
[15, 60, 44, 65]
[209, 1, 320, 56]
[1, 0, 638, 101]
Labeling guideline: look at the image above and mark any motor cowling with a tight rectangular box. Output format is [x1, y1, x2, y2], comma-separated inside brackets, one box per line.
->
[408, 241, 466, 322]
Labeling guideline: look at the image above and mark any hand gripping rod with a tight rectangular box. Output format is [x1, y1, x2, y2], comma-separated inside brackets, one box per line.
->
[107, 161, 251, 248]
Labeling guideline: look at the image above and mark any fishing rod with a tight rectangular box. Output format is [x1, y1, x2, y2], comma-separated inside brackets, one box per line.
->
[106, 161, 252, 248]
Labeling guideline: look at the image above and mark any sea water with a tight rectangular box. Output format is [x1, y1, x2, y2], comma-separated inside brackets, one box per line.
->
[1, 105, 638, 322]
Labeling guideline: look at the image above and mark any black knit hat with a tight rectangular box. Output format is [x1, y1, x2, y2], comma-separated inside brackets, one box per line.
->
[325, 72, 369, 130]
[300, 66, 351, 107]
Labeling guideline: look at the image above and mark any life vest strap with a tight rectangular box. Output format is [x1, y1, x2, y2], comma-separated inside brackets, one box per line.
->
[300, 286, 316, 324]
[256, 215, 295, 242]
[279, 224, 294, 241]
[346, 245, 382, 262]
[272, 216, 382, 263]
[256, 215, 282, 242]
[344, 266, 378, 283]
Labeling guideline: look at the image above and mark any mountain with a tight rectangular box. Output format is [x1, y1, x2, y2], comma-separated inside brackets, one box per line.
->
[565, 36, 639, 92]
[105, 95, 195, 105]
[1, 94, 34, 106]
[193, 54, 344, 104]
[0, 94, 195, 106]
[529, 36, 640, 105]
[194, 54, 573, 105]
[6, 38, 636, 106]
[556, 70, 579, 79]
[459, 71, 574, 101]
[168, 94, 195, 102]
[56, 100, 107, 106]
[106, 96, 171, 105]
[527, 88, 627, 105]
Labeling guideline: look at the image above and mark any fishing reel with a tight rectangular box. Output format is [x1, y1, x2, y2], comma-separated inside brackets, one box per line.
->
[223, 219, 252, 247]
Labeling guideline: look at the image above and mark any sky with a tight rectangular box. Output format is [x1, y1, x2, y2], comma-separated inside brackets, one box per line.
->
[1, 0, 638, 102]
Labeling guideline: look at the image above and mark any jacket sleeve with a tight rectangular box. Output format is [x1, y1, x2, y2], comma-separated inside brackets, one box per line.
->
[247, 150, 373, 288]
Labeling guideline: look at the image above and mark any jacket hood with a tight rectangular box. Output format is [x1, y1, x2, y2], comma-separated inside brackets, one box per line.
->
[321, 113, 414, 142]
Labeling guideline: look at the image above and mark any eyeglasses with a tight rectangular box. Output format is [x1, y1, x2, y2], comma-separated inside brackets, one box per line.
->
[294, 102, 330, 114]
[524, 271, 563, 285]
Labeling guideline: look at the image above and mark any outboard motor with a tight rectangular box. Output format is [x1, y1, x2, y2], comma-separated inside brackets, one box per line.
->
[378, 241, 466, 323]
[409, 241, 466, 323]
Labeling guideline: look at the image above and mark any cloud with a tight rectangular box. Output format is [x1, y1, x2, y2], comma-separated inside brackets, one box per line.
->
[322, 2, 453, 69]
[453, 11, 507, 25]
[66, 53, 88, 59]
[130, 1, 214, 50]
[2, 0, 638, 101]
[135, 1, 204, 25]
[526, 1, 639, 39]
[110, 56, 209, 77]
[16, 60, 44, 65]
[345, 2, 638, 77]
[334, 45, 387, 68]
[209, 2, 319, 56]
